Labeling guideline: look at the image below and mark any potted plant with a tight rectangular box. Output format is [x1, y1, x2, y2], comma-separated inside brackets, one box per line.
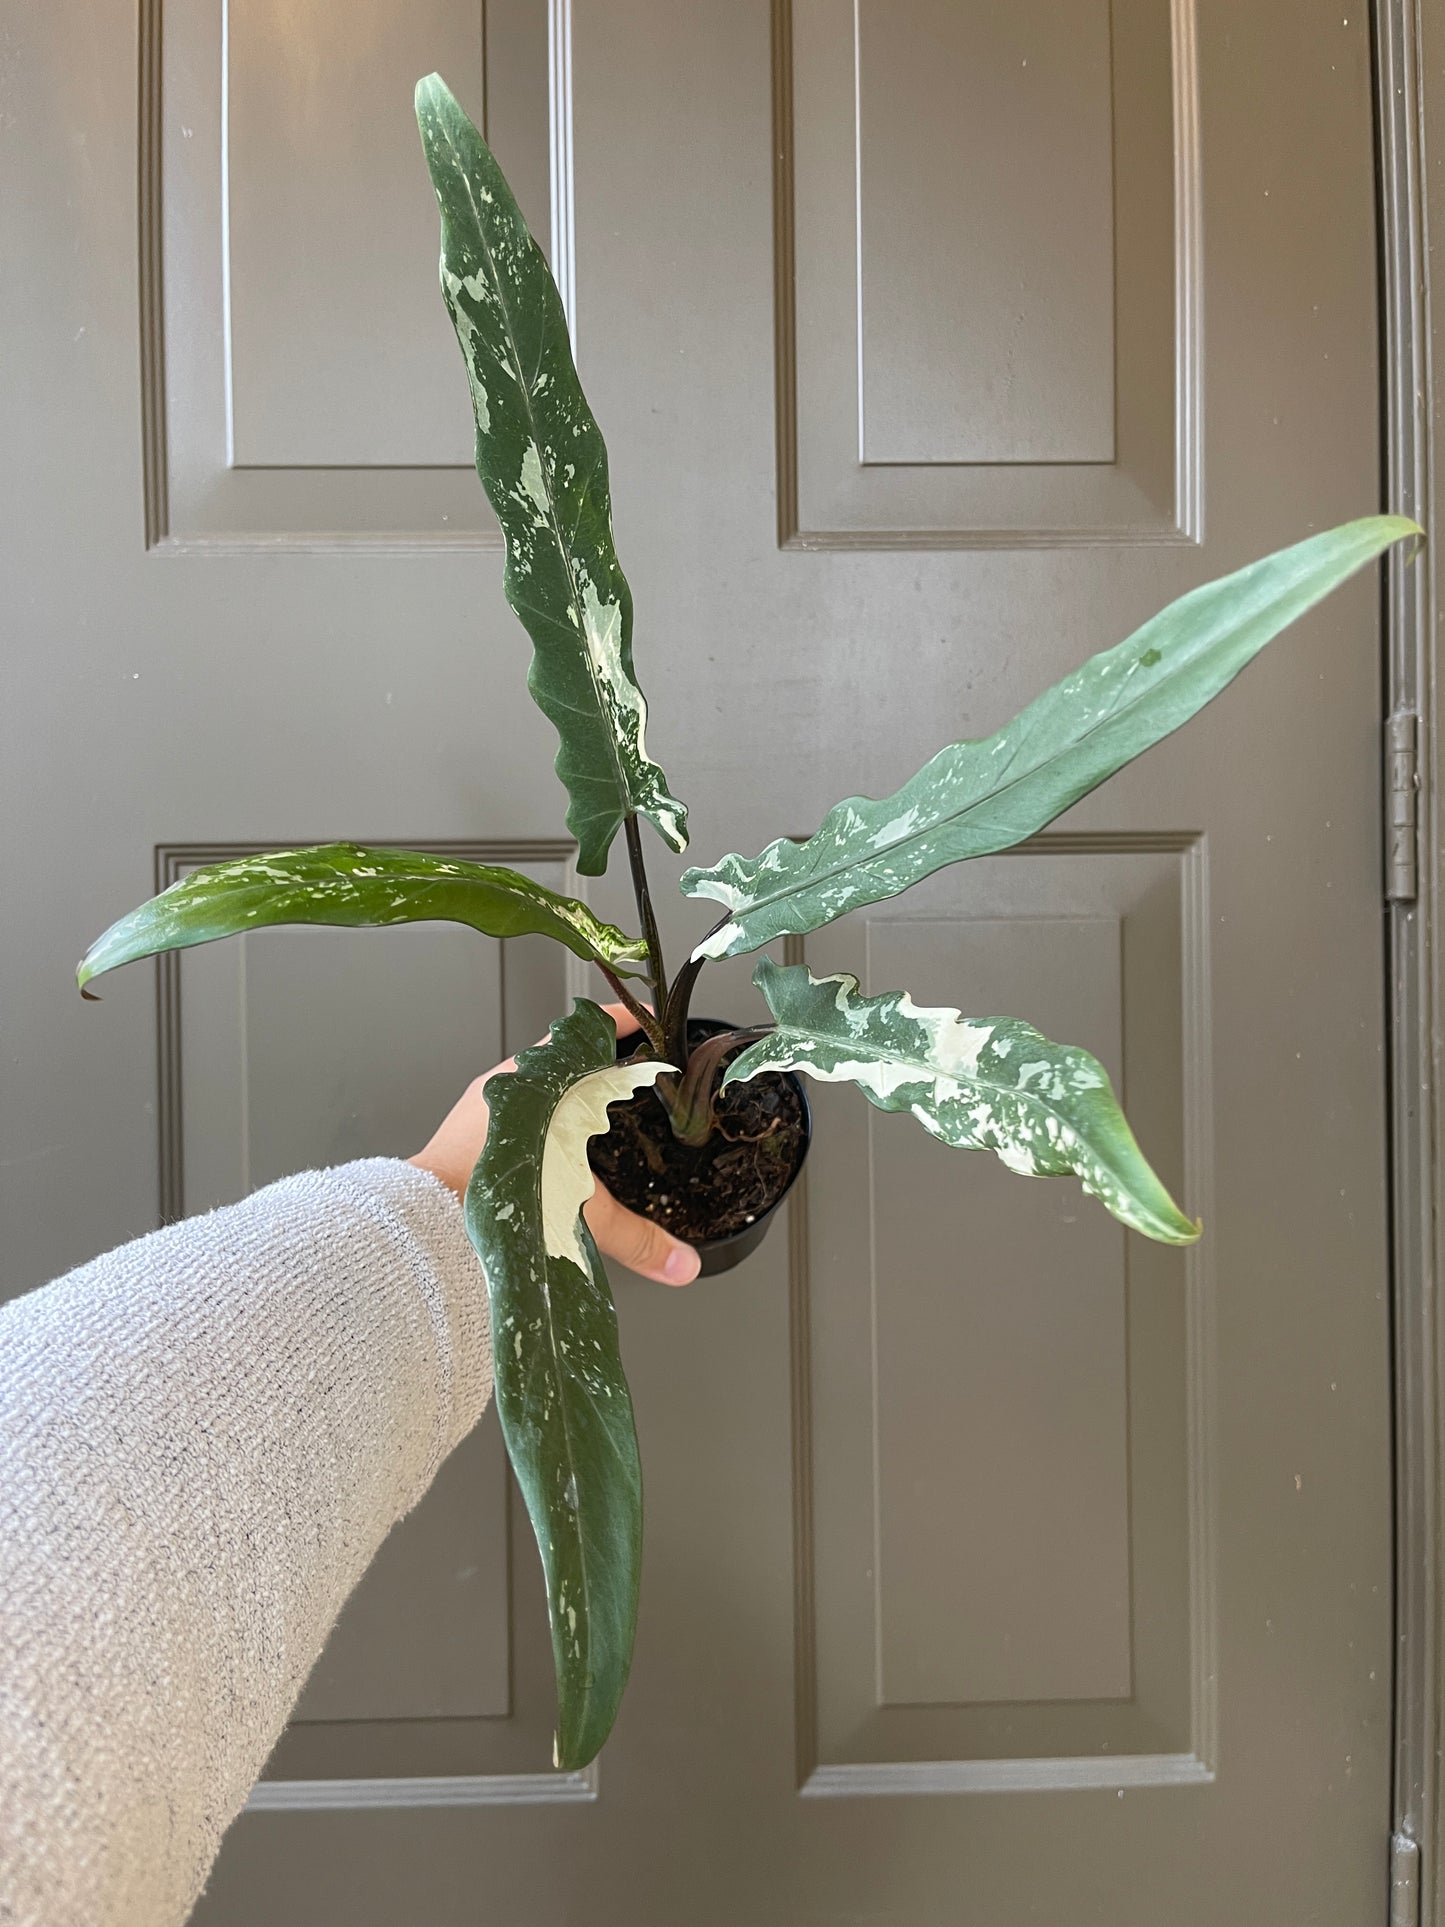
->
[77, 75, 1419, 1774]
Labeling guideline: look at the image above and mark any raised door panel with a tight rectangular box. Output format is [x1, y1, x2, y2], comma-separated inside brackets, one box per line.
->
[780, 0, 1197, 544]
[147, 0, 552, 546]
[856, 1, 1116, 466]
[794, 837, 1208, 1791]
[165, 843, 590, 1791]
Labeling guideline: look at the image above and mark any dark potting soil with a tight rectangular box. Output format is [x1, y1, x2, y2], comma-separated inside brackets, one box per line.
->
[587, 1037, 807, 1246]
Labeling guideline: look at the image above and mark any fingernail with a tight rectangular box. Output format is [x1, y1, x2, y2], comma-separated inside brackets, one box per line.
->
[663, 1243, 700, 1285]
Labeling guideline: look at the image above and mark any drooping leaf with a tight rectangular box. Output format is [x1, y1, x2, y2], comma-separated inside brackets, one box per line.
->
[727, 958, 1199, 1245]
[76, 844, 646, 992]
[466, 1000, 674, 1769]
[682, 517, 1420, 956]
[415, 74, 687, 875]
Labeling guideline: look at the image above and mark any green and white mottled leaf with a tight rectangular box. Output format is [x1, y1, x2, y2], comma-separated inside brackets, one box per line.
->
[76, 844, 646, 992]
[415, 74, 687, 875]
[466, 1000, 674, 1769]
[683, 516, 1420, 956]
[727, 958, 1199, 1245]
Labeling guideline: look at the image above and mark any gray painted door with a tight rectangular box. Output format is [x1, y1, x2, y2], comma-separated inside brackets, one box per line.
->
[3, 0, 1393, 1920]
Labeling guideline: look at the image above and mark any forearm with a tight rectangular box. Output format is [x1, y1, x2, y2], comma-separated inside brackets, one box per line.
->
[0, 1158, 492, 1926]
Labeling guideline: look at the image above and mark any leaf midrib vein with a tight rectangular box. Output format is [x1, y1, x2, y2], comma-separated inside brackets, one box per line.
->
[720, 576, 1305, 925]
[448, 132, 632, 823]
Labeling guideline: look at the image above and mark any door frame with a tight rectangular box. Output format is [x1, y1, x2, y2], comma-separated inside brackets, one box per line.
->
[1377, 1, 1444, 1918]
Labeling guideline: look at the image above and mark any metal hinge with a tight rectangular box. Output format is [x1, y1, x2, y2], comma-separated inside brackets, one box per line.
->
[1387, 711, 1421, 903]
[1391, 1832, 1421, 1927]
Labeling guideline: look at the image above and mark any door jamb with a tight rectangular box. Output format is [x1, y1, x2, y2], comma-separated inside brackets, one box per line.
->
[1376, 1, 1441, 1919]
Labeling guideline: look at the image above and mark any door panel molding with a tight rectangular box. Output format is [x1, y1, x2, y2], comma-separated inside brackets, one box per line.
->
[800, 1752, 1211, 1798]
[246, 1765, 598, 1811]
[771, 0, 1204, 550]
[137, 0, 575, 552]
[150, 834, 594, 1810]
[785, 831, 1218, 1797]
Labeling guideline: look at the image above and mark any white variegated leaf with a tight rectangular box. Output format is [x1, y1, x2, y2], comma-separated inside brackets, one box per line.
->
[539, 1060, 675, 1269]
[416, 75, 688, 874]
[727, 958, 1199, 1245]
[466, 1000, 673, 1769]
[682, 517, 1419, 955]
[76, 844, 647, 993]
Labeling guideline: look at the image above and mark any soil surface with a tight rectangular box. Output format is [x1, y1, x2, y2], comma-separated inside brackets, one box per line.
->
[587, 1027, 807, 1246]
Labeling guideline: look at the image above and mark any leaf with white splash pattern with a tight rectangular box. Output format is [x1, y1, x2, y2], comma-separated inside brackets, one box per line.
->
[467, 1000, 674, 1768]
[76, 843, 648, 994]
[682, 517, 1420, 956]
[726, 959, 1199, 1245]
[416, 75, 687, 875]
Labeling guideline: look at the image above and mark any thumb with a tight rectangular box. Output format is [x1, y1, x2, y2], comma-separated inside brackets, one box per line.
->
[584, 1183, 700, 1286]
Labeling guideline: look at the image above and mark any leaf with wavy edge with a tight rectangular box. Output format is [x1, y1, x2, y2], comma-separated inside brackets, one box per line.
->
[682, 517, 1420, 957]
[467, 1000, 674, 1769]
[77, 844, 646, 992]
[416, 74, 687, 875]
[727, 959, 1199, 1245]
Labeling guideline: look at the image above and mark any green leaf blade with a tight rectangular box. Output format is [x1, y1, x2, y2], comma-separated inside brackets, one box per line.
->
[683, 517, 1420, 956]
[729, 958, 1199, 1245]
[76, 844, 646, 991]
[415, 74, 687, 874]
[466, 1001, 673, 1768]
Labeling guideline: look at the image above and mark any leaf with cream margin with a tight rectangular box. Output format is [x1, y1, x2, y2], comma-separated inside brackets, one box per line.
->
[76, 844, 647, 994]
[727, 959, 1199, 1245]
[466, 1000, 675, 1769]
[682, 516, 1421, 956]
[415, 75, 687, 875]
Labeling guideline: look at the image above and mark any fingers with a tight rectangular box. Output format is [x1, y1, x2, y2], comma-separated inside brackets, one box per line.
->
[584, 1003, 696, 1281]
[413, 999, 688, 1287]
[584, 1182, 700, 1286]
[577, 1001, 695, 1282]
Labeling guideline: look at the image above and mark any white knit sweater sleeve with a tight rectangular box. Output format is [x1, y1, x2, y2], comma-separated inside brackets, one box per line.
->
[0, 1157, 493, 1927]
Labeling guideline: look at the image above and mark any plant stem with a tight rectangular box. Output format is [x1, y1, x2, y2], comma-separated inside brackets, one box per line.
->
[623, 814, 670, 1034]
[665, 1025, 768, 1146]
[598, 966, 665, 1056]
[662, 906, 738, 1065]
[663, 953, 706, 1068]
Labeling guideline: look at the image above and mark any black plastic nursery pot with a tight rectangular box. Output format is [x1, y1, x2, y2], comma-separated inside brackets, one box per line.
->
[589, 1017, 813, 1277]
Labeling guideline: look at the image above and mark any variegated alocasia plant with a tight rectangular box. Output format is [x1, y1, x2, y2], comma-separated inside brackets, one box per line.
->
[75, 72, 1420, 1771]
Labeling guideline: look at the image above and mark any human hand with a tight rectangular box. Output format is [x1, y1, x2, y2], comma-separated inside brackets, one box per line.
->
[410, 1003, 701, 1286]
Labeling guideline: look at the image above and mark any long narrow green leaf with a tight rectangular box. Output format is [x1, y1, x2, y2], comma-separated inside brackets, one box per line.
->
[466, 1001, 673, 1768]
[77, 844, 646, 992]
[415, 74, 687, 875]
[728, 959, 1199, 1244]
[682, 517, 1420, 956]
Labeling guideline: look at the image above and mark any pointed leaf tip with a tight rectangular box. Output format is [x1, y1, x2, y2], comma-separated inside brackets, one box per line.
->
[417, 84, 687, 873]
